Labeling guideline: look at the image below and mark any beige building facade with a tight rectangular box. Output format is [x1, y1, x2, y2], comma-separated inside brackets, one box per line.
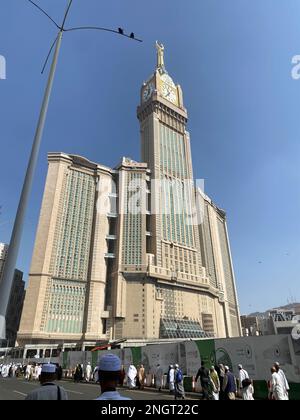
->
[18, 45, 241, 345]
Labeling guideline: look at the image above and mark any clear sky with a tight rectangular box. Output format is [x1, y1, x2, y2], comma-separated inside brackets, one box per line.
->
[0, 0, 300, 315]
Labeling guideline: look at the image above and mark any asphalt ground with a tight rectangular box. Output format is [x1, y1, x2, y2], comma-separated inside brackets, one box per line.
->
[0, 377, 199, 400]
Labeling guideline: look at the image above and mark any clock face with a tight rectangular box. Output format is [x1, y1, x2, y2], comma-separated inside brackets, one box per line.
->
[161, 73, 175, 87]
[161, 82, 177, 104]
[143, 82, 154, 102]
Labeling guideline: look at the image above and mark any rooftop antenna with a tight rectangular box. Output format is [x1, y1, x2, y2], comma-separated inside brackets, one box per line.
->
[0, 0, 142, 341]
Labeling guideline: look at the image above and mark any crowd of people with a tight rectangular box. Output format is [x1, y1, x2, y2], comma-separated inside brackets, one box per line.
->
[0, 362, 62, 381]
[194, 361, 290, 400]
[125, 362, 185, 399]
[0, 358, 291, 400]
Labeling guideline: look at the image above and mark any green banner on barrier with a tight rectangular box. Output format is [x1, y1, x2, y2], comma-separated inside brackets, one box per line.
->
[194, 339, 216, 368]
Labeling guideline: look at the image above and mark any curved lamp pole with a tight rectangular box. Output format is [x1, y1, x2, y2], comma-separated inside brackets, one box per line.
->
[0, 0, 142, 340]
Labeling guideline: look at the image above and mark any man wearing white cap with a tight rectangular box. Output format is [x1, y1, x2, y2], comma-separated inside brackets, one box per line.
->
[274, 362, 289, 400]
[96, 354, 131, 400]
[25, 364, 68, 400]
[238, 364, 249, 398]
[222, 366, 237, 400]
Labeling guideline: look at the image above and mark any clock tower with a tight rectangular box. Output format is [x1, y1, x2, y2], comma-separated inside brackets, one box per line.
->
[137, 41, 202, 276]
[18, 43, 241, 346]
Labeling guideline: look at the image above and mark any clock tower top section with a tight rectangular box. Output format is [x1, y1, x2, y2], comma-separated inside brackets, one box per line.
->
[138, 42, 186, 116]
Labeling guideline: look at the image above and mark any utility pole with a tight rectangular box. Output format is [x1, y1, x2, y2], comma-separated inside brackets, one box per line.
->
[0, 0, 141, 340]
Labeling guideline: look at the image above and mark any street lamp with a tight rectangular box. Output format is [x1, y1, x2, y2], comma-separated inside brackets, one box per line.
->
[0, 0, 142, 340]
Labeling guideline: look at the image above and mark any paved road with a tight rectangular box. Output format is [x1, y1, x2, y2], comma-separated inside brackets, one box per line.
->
[0, 377, 196, 400]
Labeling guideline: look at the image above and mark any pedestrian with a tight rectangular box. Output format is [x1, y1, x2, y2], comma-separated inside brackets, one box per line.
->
[74, 364, 83, 383]
[56, 365, 63, 381]
[209, 366, 220, 400]
[195, 361, 210, 400]
[174, 363, 185, 400]
[37, 364, 42, 381]
[85, 362, 92, 382]
[242, 378, 254, 400]
[25, 363, 68, 400]
[8, 364, 13, 377]
[274, 362, 289, 400]
[222, 366, 237, 400]
[1, 364, 8, 378]
[25, 364, 32, 381]
[127, 364, 137, 389]
[93, 365, 100, 383]
[155, 364, 164, 391]
[95, 354, 131, 400]
[215, 364, 226, 400]
[34, 364, 39, 381]
[270, 366, 287, 400]
[138, 364, 146, 390]
[167, 364, 175, 394]
[238, 364, 249, 398]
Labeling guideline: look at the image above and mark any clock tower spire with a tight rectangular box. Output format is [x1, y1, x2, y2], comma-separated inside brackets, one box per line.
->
[139, 42, 185, 109]
[156, 40, 166, 74]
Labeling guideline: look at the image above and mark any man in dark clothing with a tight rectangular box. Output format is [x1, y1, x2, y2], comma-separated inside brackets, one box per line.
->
[74, 364, 83, 383]
[195, 361, 211, 400]
[222, 366, 237, 400]
[56, 365, 63, 380]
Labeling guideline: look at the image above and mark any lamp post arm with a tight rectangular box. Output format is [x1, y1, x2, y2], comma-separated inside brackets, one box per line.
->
[64, 26, 142, 42]
[27, 0, 60, 29]
[61, 0, 73, 30]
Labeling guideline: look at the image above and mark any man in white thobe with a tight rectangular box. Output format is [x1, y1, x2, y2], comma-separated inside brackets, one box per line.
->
[1, 364, 8, 378]
[238, 364, 249, 399]
[37, 365, 42, 380]
[168, 365, 175, 393]
[270, 367, 287, 400]
[127, 364, 137, 389]
[85, 362, 92, 382]
[34, 364, 40, 380]
[25, 364, 32, 380]
[274, 362, 289, 400]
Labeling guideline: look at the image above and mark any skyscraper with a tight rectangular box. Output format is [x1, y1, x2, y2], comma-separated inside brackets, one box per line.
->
[18, 44, 241, 346]
[0, 243, 8, 281]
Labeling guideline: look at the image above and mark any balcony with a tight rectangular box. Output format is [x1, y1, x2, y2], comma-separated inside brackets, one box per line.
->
[106, 235, 117, 240]
[107, 212, 118, 218]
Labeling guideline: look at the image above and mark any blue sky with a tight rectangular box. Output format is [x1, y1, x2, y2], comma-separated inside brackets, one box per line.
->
[0, 0, 300, 314]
